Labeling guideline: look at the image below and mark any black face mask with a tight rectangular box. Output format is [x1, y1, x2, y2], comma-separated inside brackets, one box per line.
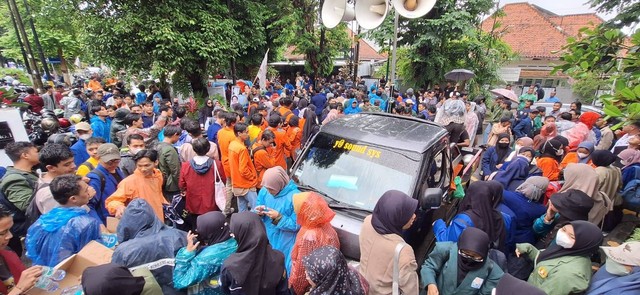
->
[497, 142, 509, 149]
[459, 254, 484, 270]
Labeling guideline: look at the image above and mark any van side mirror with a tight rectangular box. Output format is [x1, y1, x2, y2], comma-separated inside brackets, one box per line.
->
[420, 188, 443, 210]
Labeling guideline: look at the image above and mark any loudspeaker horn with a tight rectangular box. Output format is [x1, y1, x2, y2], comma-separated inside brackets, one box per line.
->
[321, 0, 356, 29]
[355, 0, 389, 30]
[393, 0, 437, 19]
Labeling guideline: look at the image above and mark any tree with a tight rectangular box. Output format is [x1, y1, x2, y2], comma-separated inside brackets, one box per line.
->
[365, 0, 512, 95]
[553, 26, 640, 128]
[588, 0, 640, 28]
[290, 0, 350, 80]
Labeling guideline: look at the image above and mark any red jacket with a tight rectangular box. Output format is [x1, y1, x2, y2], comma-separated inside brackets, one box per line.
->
[24, 94, 44, 113]
[179, 159, 226, 214]
[0, 250, 26, 294]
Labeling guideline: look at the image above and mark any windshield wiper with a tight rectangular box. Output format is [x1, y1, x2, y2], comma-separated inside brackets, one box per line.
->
[327, 203, 373, 214]
[297, 184, 338, 203]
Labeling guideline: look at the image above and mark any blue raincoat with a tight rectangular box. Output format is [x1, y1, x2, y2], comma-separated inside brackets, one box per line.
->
[112, 199, 188, 295]
[344, 99, 362, 115]
[173, 239, 238, 294]
[25, 207, 101, 267]
[256, 180, 300, 275]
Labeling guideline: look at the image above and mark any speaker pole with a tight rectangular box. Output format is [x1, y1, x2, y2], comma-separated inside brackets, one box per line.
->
[353, 24, 361, 79]
[389, 8, 399, 102]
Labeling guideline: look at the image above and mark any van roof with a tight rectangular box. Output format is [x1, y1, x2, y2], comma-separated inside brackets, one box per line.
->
[319, 113, 448, 153]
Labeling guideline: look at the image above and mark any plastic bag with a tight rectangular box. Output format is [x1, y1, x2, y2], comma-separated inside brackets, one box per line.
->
[453, 176, 465, 199]
[213, 163, 226, 211]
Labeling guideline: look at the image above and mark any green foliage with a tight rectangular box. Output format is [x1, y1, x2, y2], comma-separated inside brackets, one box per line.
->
[588, 0, 640, 28]
[0, 68, 31, 85]
[554, 26, 640, 129]
[570, 72, 610, 103]
[365, 0, 513, 97]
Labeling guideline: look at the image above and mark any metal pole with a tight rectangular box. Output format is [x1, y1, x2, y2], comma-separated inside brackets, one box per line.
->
[390, 9, 399, 98]
[6, 0, 31, 74]
[353, 25, 361, 80]
[22, 0, 51, 82]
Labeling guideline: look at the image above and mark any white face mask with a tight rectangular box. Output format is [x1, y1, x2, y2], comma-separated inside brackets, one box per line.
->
[130, 148, 142, 155]
[605, 258, 632, 276]
[79, 134, 92, 140]
[577, 152, 589, 159]
[555, 230, 575, 248]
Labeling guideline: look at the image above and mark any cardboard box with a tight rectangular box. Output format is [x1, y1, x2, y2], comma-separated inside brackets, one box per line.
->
[28, 241, 114, 294]
[106, 217, 119, 233]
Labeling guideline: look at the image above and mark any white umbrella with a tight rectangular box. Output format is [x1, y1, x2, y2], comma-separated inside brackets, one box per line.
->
[444, 69, 475, 82]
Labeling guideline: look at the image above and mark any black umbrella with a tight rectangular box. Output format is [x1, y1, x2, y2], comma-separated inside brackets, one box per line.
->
[445, 69, 475, 82]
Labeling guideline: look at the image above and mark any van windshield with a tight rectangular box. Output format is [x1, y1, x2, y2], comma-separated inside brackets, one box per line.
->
[293, 133, 421, 211]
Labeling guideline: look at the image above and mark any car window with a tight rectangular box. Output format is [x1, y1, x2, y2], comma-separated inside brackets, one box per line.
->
[426, 149, 449, 188]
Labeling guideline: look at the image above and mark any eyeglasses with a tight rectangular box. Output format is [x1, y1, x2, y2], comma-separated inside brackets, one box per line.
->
[107, 159, 121, 165]
[458, 250, 484, 263]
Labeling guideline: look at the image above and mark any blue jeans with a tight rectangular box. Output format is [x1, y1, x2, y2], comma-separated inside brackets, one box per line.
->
[237, 190, 257, 212]
[483, 122, 492, 145]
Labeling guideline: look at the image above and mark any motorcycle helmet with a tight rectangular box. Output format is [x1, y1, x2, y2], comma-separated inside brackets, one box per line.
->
[47, 133, 73, 146]
[41, 117, 59, 134]
[54, 109, 65, 118]
[58, 118, 71, 128]
[40, 109, 56, 119]
[70, 114, 84, 124]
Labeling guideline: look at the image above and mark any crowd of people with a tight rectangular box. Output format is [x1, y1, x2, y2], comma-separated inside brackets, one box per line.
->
[0, 74, 638, 295]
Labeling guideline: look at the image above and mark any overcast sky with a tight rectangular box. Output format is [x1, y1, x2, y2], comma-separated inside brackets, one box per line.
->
[498, 0, 614, 20]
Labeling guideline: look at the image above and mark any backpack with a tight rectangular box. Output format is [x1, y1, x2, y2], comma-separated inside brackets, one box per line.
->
[24, 182, 51, 228]
[622, 178, 640, 210]
[0, 173, 37, 236]
[250, 145, 267, 161]
[79, 161, 95, 173]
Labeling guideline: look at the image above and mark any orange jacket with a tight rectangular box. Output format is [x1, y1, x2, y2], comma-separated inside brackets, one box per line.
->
[228, 138, 258, 189]
[537, 157, 561, 181]
[559, 152, 596, 170]
[105, 168, 167, 222]
[217, 127, 236, 178]
[276, 106, 294, 124]
[266, 127, 292, 170]
[251, 142, 276, 188]
[286, 126, 302, 158]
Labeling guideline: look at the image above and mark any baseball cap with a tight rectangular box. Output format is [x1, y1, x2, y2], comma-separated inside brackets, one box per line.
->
[601, 242, 640, 266]
[406, 99, 414, 104]
[97, 143, 121, 163]
[252, 97, 260, 103]
[75, 122, 92, 132]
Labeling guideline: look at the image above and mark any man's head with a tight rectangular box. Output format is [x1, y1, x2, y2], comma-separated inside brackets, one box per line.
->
[5, 141, 39, 166]
[251, 114, 263, 126]
[0, 205, 14, 248]
[138, 84, 145, 92]
[107, 106, 117, 118]
[85, 137, 105, 160]
[550, 90, 556, 97]
[130, 104, 142, 114]
[113, 95, 123, 106]
[569, 109, 581, 121]
[289, 116, 299, 128]
[133, 149, 158, 176]
[26, 87, 35, 95]
[124, 113, 143, 128]
[529, 110, 539, 119]
[501, 100, 512, 110]
[39, 143, 76, 176]
[553, 102, 562, 111]
[505, 84, 512, 90]
[544, 116, 556, 125]
[44, 85, 53, 94]
[260, 129, 276, 148]
[51, 174, 95, 207]
[500, 117, 512, 128]
[570, 101, 582, 111]
[163, 125, 182, 144]
[75, 122, 93, 140]
[160, 105, 173, 118]
[95, 91, 104, 101]
[97, 143, 121, 172]
[524, 100, 533, 108]
[622, 121, 640, 135]
[91, 104, 108, 118]
[234, 122, 249, 141]
[127, 134, 145, 155]
[268, 114, 282, 128]
[143, 102, 154, 115]
[223, 111, 237, 128]
[527, 86, 534, 94]
[182, 119, 202, 138]
[192, 137, 211, 157]
[175, 107, 186, 119]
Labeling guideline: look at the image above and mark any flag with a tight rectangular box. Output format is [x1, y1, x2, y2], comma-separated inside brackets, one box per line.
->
[256, 49, 269, 90]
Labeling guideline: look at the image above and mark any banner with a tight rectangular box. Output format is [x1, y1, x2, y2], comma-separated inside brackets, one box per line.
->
[256, 49, 269, 90]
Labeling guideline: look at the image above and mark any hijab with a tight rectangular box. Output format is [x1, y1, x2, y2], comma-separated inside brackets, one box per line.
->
[549, 190, 594, 223]
[516, 137, 534, 149]
[461, 181, 506, 250]
[576, 141, 595, 164]
[371, 190, 418, 236]
[303, 246, 365, 295]
[495, 133, 512, 164]
[200, 99, 214, 119]
[196, 212, 231, 247]
[533, 124, 557, 150]
[580, 112, 600, 130]
[559, 163, 599, 198]
[537, 220, 603, 263]
[540, 139, 564, 160]
[436, 99, 466, 125]
[261, 166, 289, 194]
[591, 150, 618, 167]
[457, 227, 490, 285]
[618, 148, 640, 169]
[302, 106, 319, 145]
[515, 176, 549, 202]
[223, 212, 285, 295]
[82, 263, 145, 295]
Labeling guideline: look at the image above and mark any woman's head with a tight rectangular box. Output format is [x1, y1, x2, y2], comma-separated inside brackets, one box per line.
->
[196, 212, 231, 246]
[601, 242, 640, 276]
[579, 112, 600, 130]
[541, 139, 564, 157]
[549, 190, 594, 221]
[0, 205, 13, 248]
[458, 227, 490, 268]
[555, 220, 602, 252]
[293, 192, 334, 228]
[303, 246, 362, 293]
[591, 150, 618, 167]
[618, 148, 640, 168]
[82, 263, 145, 295]
[371, 190, 418, 236]
[261, 167, 289, 195]
[516, 176, 549, 202]
[576, 141, 595, 158]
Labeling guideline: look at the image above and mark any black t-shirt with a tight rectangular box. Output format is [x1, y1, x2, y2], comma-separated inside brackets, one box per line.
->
[445, 123, 470, 144]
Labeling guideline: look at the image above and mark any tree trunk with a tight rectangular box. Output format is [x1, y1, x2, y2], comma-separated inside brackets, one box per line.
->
[188, 72, 208, 101]
[57, 47, 71, 86]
